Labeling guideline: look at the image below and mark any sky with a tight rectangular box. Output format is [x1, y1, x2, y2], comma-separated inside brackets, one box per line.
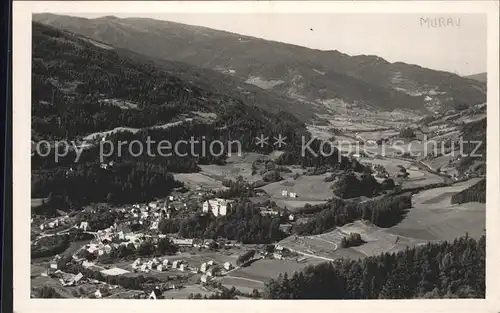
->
[73, 13, 487, 76]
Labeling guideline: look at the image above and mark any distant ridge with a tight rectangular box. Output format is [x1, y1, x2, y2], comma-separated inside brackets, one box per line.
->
[465, 72, 487, 83]
[33, 13, 487, 115]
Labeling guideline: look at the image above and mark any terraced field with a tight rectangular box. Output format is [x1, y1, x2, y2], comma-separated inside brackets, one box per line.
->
[278, 178, 485, 261]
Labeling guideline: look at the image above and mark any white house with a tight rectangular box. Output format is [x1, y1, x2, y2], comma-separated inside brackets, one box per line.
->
[157, 265, 164, 272]
[48, 220, 59, 228]
[94, 289, 102, 299]
[201, 275, 209, 284]
[72, 272, 84, 285]
[103, 244, 112, 254]
[289, 192, 298, 198]
[281, 190, 288, 197]
[117, 231, 125, 240]
[172, 238, 193, 246]
[86, 244, 100, 254]
[79, 221, 89, 231]
[168, 196, 174, 201]
[179, 264, 186, 271]
[207, 260, 214, 266]
[162, 259, 169, 266]
[49, 260, 59, 270]
[150, 221, 159, 230]
[200, 262, 207, 273]
[202, 198, 234, 217]
[224, 262, 232, 271]
[260, 208, 279, 216]
[149, 291, 157, 300]
[50, 255, 62, 270]
[172, 260, 179, 269]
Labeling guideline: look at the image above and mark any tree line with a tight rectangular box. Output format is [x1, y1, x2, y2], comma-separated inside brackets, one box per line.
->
[159, 201, 286, 244]
[32, 160, 182, 212]
[451, 179, 486, 204]
[294, 193, 412, 235]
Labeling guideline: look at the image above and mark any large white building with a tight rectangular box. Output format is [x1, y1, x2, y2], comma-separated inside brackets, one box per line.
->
[202, 198, 234, 217]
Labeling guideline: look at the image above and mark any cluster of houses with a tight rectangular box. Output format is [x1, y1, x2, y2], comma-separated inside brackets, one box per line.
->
[202, 198, 234, 217]
[131, 257, 189, 273]
[129, 256, 234, 280]
[259, 207, 295, 221]
[127, 198, 182, 230]
[200, 260, 233, 284]
[39, 215, 70, 231]
[263, 245, 288, 260]
[42, 267, 89, 287]
[281, 190, 298, 198]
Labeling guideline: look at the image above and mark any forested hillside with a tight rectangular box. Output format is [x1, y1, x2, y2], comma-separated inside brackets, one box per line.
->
[461, 118, 487, 158]
[265, 235, 485, 299]
[451, 179, 486, 204]
[31, 22, 363, 212]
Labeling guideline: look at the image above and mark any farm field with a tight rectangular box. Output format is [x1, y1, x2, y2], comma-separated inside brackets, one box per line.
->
[185, 152, 290, 186]
[278, 177, 484, 261]
[199, 163, 261, 184]
[358, 156, 444, 187]
[274, 200, 329, 211]
[426, 154, 457, 171]
[225, 258, 320, 286]
[400, 171, 444, 189]
[260, 173, 334, 204]
[163, 284, 214, 299]
[351, 130, 400, 141]
[220, 276, 266, 292]
[385, 178, 485, 241]
[358, 157, 411, 174]
[278, 221, 426, 260]
[173, 173, 226, 190]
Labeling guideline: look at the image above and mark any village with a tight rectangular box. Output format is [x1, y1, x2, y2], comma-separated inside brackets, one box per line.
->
[31, 188, 303, 299]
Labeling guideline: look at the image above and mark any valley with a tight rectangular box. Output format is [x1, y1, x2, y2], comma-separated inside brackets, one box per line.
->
[30, 15, 487, 301]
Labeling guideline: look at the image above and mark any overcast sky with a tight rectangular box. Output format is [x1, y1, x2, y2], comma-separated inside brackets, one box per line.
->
[73, 13, 487, 76]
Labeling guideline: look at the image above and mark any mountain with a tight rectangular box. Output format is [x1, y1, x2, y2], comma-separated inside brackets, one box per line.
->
[465, 72, 487, 83]
[33, 14, 487, 116]
[32, 21, 313, 141]
[32, 21, 359, 171]
[32, 21, 368, 209]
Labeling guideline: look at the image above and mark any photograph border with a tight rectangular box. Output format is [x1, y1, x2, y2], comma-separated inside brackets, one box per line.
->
[13, 1, 500, 313]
